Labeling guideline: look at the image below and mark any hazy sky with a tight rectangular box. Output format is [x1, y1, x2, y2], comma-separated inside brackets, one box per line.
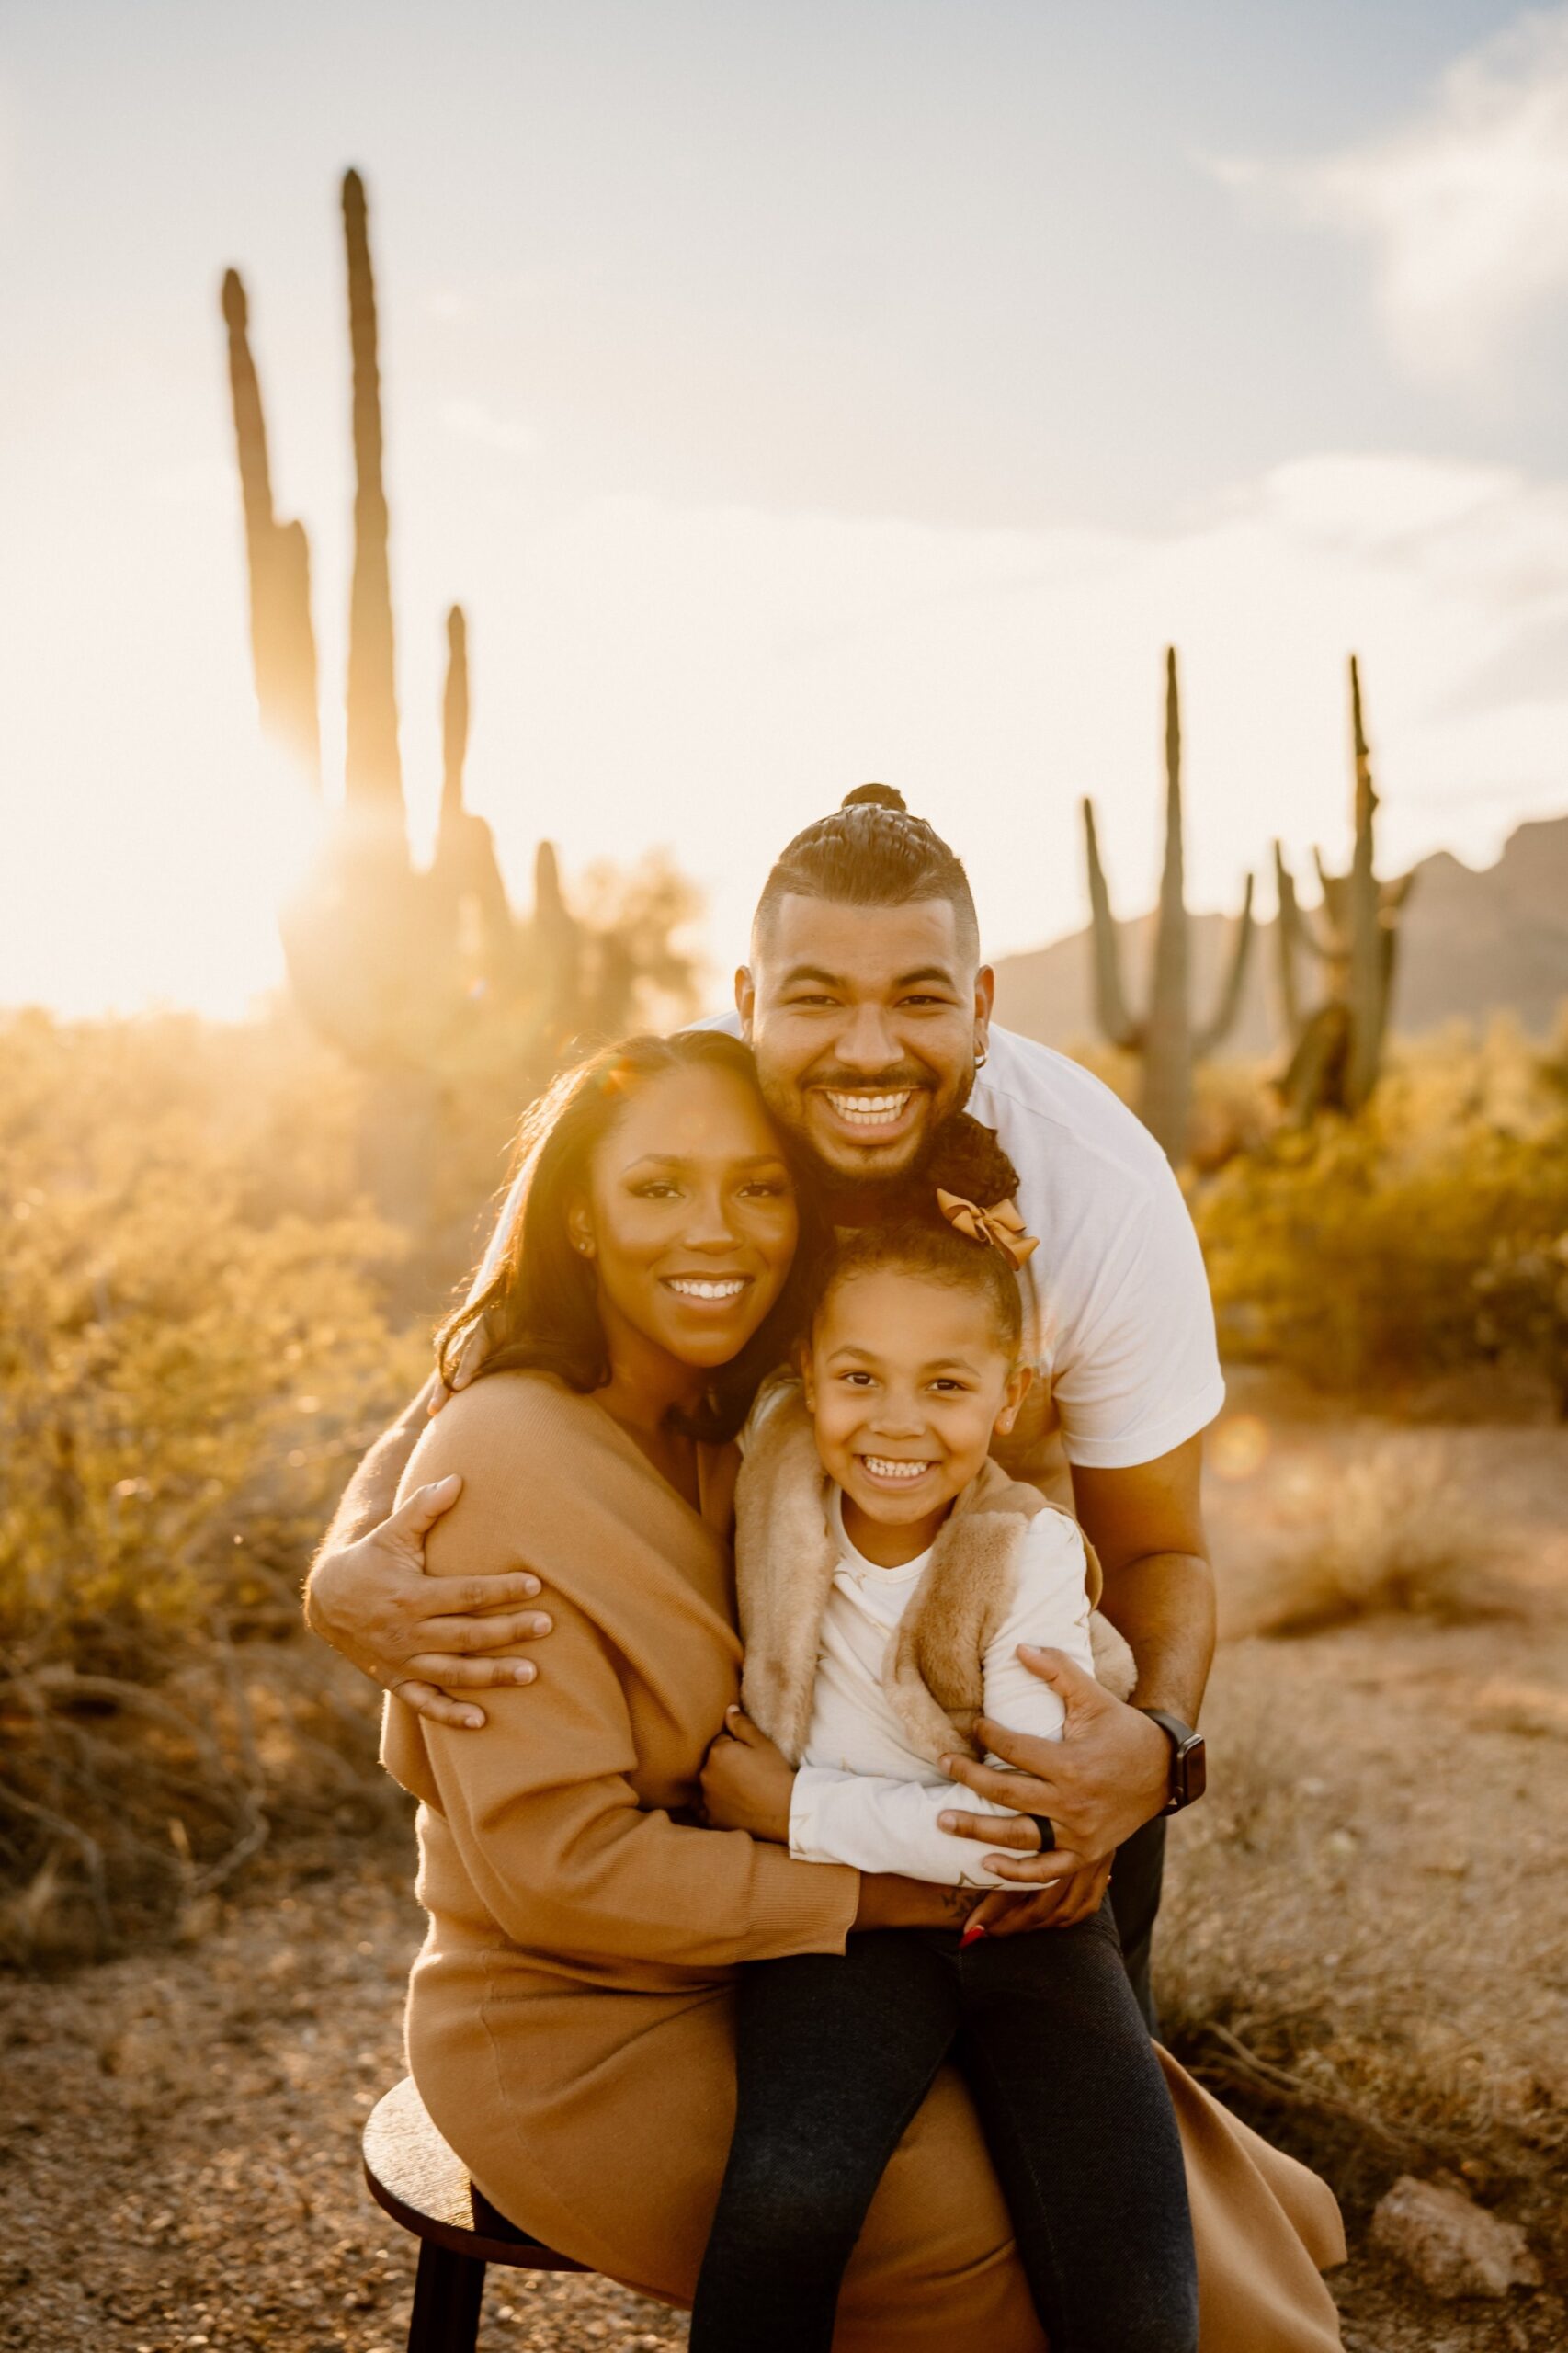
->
[4, 0, 1567, 1013]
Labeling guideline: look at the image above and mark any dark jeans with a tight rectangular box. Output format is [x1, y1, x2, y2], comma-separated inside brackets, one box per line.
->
[1109, 1812, 1166, 2034]
[690, 1897, 1198, 2353]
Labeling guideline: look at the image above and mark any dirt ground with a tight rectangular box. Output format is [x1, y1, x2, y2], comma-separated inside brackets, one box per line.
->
[3, 1385, 1564, 2352]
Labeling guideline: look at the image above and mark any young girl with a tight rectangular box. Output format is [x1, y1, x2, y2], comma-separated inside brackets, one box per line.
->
[691, 1131, 1199, 2353]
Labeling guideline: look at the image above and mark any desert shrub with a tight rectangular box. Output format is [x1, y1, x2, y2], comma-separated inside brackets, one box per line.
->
[0, 912, 714, 1958]
[1193, 1027, 1568, 1401]
[0, 1009, 426, 1634]
[1243, 1437, 1517, 1636]
[0, 1009, 427, 1957]
[1159, 1641, 1568, 2232]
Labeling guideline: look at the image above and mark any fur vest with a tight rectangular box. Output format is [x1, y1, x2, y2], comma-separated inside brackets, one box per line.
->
[735, 1384, 1137, 1769]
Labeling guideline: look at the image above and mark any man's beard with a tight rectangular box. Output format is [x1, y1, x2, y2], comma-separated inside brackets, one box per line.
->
[763, 1064, 979, 1218]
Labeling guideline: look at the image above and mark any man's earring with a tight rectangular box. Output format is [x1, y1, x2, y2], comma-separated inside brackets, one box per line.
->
[974, 1042, 989, 1069]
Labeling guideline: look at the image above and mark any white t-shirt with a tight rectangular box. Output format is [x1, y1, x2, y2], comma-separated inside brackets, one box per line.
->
[477, 1019, 1223, 1482]
[961, 1024, 1224, 1479]
[788, 1487, 1096, 1887]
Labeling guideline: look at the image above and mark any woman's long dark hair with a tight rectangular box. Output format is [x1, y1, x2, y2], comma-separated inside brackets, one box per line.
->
[437, 1030, 828, 1442]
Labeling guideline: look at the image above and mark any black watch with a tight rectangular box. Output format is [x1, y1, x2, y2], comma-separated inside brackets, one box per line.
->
[1139, 1709, 1206, 1813]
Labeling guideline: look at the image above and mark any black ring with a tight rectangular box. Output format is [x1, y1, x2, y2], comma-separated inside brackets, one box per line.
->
[1028, 1813, 1055, 1855]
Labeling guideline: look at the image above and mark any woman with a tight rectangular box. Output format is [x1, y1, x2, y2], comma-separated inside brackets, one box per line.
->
[381, 1029, 1345, 2350]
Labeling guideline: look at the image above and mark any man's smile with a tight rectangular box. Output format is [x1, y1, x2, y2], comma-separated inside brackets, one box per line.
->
[824, 1088, 912, 1126]
[815, 1086, 924, 1142]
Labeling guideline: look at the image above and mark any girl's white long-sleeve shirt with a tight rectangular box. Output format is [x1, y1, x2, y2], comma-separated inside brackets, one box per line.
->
[787, 1487, 1097, 1888]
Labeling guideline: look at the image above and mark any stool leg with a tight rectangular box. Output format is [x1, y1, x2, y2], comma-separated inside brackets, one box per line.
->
[406, 2241, 486, 2353]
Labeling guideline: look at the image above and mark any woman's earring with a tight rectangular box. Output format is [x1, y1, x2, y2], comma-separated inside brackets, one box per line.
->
[574, 1236, 596, 1258]
[974, 1042, 989, 1070]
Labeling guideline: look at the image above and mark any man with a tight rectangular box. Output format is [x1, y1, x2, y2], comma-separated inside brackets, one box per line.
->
[307, 787, 1220, 2023]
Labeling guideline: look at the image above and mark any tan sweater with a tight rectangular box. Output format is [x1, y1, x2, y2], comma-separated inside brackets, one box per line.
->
[381, 1370, 859, 1989]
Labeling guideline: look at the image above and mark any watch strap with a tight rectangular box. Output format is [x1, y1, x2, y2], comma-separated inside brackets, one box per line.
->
[1139, 1707, 1204, 1813]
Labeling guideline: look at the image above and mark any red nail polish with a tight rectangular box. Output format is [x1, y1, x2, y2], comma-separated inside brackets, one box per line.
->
[960, 1924, 987, 1949]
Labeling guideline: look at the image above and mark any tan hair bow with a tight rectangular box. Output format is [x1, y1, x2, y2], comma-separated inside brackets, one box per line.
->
[937, 1188, 1039, 1271]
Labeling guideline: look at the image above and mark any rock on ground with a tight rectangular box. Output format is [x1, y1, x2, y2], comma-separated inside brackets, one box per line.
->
[1370, 2177, 1542, 2302]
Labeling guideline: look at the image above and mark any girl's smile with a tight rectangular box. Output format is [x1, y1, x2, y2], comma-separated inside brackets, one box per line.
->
[858, 1453, 937, 1484]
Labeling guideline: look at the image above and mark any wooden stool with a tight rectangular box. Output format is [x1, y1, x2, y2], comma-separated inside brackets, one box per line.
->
[363, 2076, 592, 2352]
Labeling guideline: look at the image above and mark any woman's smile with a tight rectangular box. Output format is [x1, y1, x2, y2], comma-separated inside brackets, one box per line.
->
[661, 1271, 755, 1307]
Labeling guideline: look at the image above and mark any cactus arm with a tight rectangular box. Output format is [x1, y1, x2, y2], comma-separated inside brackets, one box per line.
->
[1082, 797, 1139, 1051]
[1195, 871, 1256, 1058]
[220, 271, 322, 787]
[1344, 654, 1385, 1110]
[1272, 841, 1306, 1039]
[440, 606, 469, 827]
[535, 842, 583, 1034]
[1278, 848, 1329, 966]
[1312, 847, 1351, 949]
[535, 840, 566, 930]
[1137, 647, 1193, 1163]
[431, 606, 526, 989]
[272, 520, 322, 790]
[221, 270, 277, 557]
[1278, 1001, 1350, 1125]
[342, 168, 404, 823]
[1370, 868, 1416, 1068]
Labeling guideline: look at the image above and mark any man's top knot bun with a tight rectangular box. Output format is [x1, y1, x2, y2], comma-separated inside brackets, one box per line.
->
[841, 782, 908, 813]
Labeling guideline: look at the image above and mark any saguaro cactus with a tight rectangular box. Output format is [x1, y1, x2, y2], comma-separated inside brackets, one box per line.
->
[1083, 647, 1256, 1162]
[1275, 656, 1414, 1121]
[222, 173, 561, 1064]
[220, 270, 321, 787]
[341, 167, 404, 824]
[221, 169, 699, 1233]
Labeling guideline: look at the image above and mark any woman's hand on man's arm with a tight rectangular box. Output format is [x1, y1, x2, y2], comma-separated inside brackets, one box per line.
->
[305, 1444, 553, 1730]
